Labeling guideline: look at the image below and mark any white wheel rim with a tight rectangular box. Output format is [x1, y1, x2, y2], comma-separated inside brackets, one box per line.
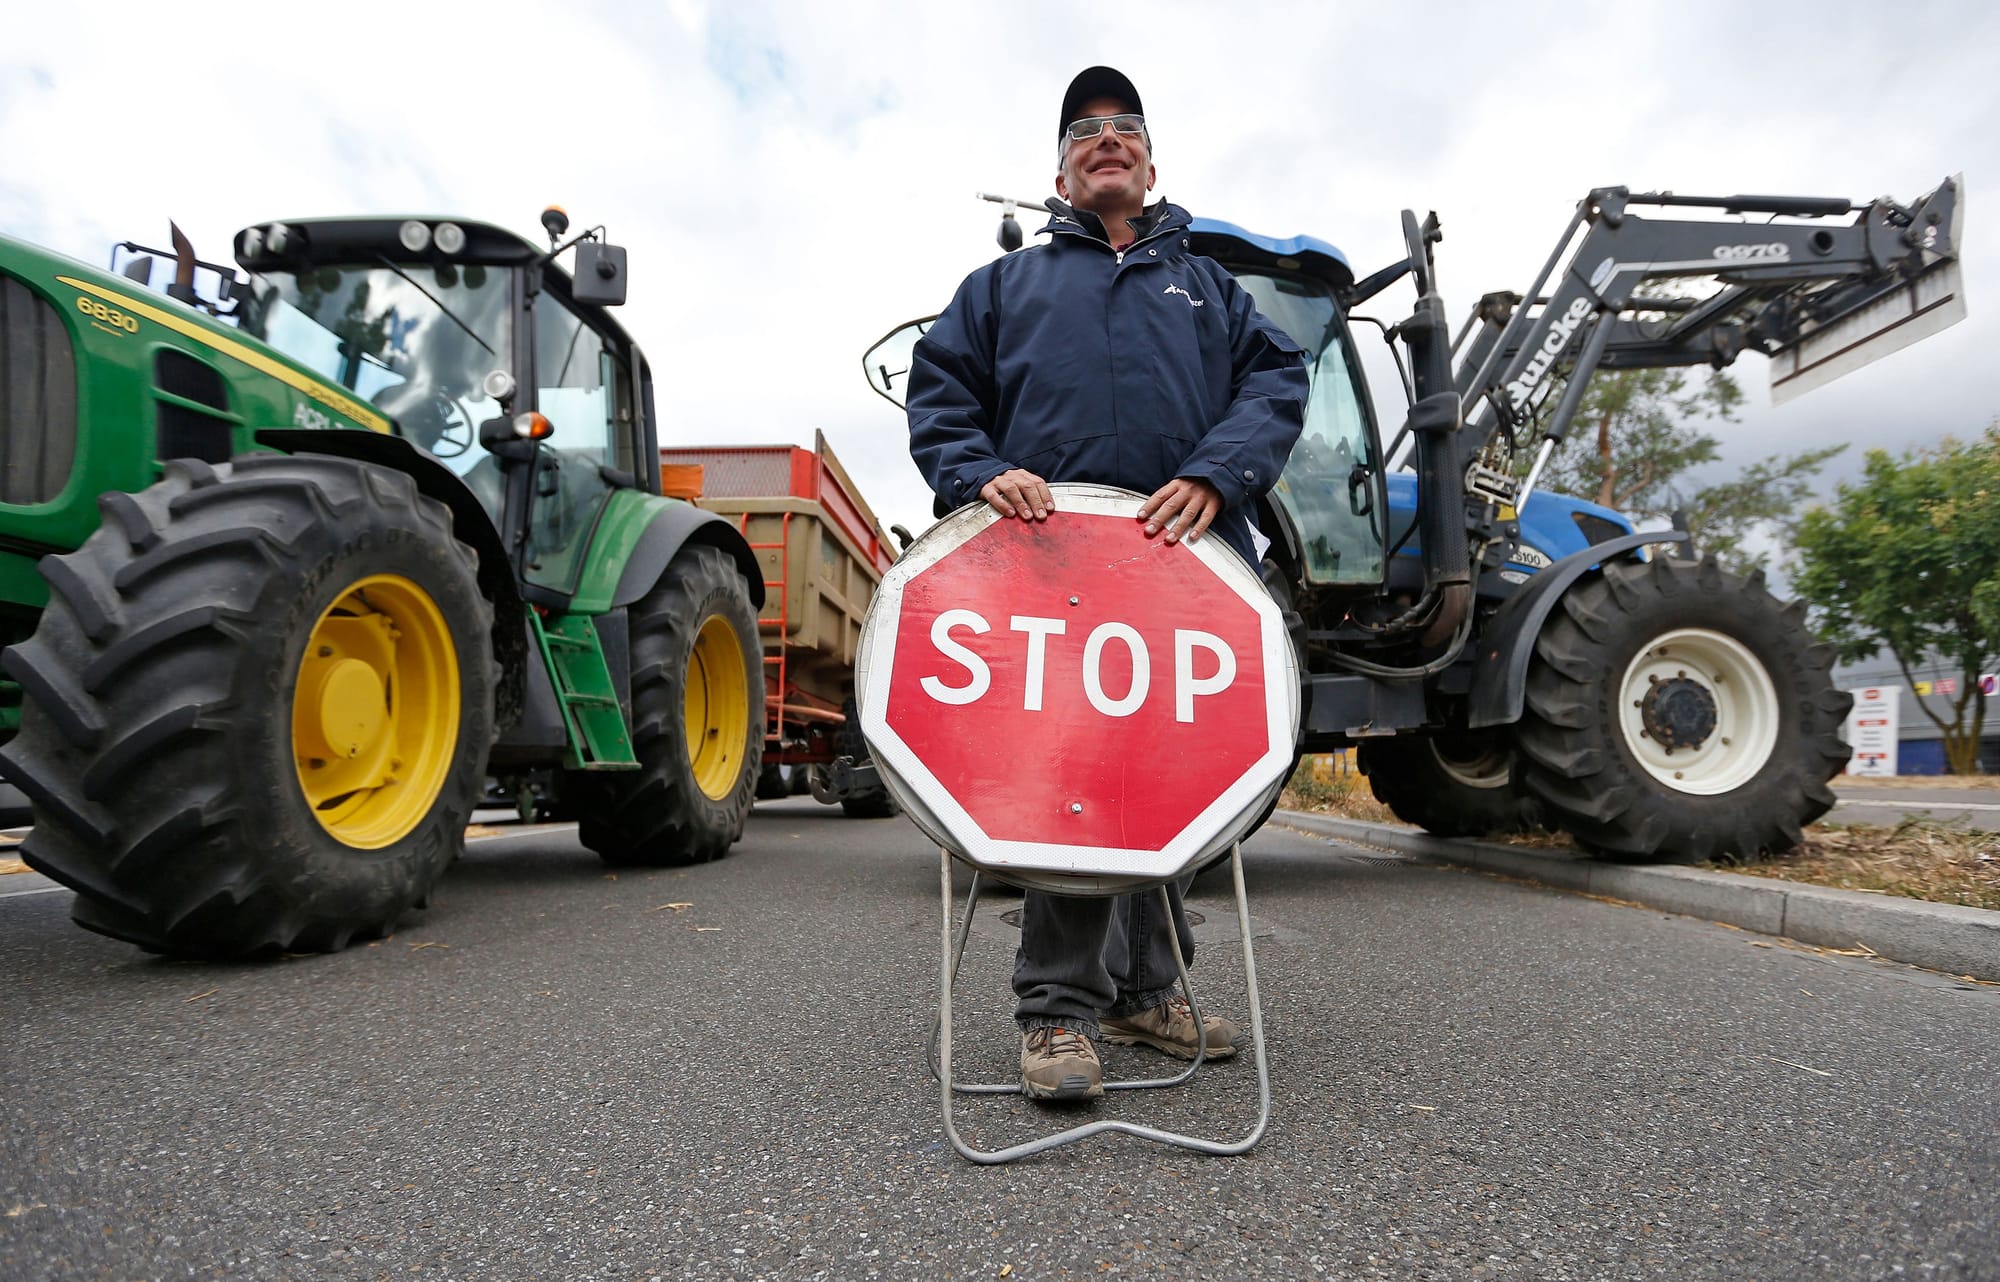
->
[1616, 627, 1779, 795]
[1430, 740, 1511, 791]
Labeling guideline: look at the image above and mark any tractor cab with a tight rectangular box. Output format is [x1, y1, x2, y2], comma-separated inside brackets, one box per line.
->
[1182, 218, 1386, 590]
[231, 213, 648, 604]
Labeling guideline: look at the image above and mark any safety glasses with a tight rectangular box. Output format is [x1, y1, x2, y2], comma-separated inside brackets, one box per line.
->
[1064, 113, 1147, 145]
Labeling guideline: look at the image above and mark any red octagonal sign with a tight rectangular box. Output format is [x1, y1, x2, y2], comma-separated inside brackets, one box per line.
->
[857, 485, 1298, 883]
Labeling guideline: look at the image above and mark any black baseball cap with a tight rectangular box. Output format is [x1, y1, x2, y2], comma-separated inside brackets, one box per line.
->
[1058, 66, 1144, 139]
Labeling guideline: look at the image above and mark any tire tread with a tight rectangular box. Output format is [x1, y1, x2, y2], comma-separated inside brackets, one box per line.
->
[1515, 554, 1851, 863]
[2, 455, 494, 957]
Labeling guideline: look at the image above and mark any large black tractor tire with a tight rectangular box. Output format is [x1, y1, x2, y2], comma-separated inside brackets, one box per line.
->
[0, 456, 496, 958]
[1513, 554, 1851, 863]
[569, 543, 763, 866]
[1357, 731, 1543, 838]
[836, 696, 897, 819]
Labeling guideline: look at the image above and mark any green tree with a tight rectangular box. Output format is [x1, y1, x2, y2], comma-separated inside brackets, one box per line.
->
[1794, 426, 2000, 775]
[1530, 368, 1843, 575]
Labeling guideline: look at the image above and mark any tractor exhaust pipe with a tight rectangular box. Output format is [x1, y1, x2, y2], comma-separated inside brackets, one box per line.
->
[166, 223, 200, 308]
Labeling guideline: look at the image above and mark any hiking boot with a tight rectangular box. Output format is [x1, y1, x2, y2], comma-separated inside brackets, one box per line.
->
[1100, 995, 1244, 1060]
[1020, 1026, 1103, 1100]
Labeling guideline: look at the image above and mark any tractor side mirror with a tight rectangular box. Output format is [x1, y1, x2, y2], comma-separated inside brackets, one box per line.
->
[1400, 210, 1433, 298]
[121, 255, 155, 286]
[571, 241, 628, 307]
[860, 316, 937, 410]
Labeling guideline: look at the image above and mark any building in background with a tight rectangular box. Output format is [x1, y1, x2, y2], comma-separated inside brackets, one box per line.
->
[1834, 660, 1999, 775]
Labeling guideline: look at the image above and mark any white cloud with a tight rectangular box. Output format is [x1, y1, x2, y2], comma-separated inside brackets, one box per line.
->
[4, 0, 1994, 535]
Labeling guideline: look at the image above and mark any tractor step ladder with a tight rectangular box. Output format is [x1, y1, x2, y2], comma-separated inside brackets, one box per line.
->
[930, 844, 1272, 1164]
[531, 611, 639, 770]
[734, 509, 792, 748]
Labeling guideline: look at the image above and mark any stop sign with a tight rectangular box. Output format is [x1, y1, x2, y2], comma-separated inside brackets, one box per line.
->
[856, 485, 1298, 883]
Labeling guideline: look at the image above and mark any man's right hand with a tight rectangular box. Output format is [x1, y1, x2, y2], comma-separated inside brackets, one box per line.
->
[979, 468, 1055, 521]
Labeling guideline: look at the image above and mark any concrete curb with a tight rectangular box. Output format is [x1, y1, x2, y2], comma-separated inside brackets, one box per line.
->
[1275, 810, 2000, 983]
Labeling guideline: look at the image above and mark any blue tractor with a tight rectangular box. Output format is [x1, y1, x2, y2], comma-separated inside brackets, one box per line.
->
[867, 179, 1962, 860]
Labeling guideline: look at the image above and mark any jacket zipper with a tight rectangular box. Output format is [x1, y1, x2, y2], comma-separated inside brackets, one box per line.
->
[1051, 215, 1185, 267]
[1116, 222, 1183, 267]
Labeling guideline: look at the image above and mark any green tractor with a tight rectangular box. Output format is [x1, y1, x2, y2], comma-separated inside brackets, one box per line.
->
[0, 209, 766, 957]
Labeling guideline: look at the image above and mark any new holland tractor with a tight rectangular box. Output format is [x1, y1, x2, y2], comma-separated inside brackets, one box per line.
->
[867, 178, 1964, 862]
[0, 209, 766, 957]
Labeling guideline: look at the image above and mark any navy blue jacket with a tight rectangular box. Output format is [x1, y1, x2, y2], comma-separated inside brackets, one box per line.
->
[905, 200, 1309, 565]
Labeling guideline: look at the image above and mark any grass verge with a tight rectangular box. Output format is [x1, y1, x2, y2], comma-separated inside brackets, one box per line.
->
[1281, 759, 1999, 911]
[1719, 820, 1999, 912]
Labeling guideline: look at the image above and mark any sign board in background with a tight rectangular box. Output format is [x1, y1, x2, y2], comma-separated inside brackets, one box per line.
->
[1842, 686, 1900, 777]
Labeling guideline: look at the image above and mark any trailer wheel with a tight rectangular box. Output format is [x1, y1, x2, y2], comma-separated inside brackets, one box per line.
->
[1357, 732, 1542, 838]
[1514, 554, 1851, 862]
[0, 456, 495, 958]
[837, 696, 897, 819]
[570, 543, 762, 865]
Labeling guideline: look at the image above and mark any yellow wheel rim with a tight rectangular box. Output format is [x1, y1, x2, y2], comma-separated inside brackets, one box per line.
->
[292, 573, 461, 848]
[684, 613, 751, 801]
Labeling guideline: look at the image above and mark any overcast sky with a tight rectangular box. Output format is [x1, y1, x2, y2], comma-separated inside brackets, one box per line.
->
[3, 0, 1993, 540]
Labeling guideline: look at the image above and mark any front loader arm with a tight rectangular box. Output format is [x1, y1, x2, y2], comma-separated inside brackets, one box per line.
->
[1451, 176, 1964, 504]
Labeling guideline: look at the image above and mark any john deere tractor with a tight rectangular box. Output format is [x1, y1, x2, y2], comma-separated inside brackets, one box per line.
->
[0, 209, 766, 957]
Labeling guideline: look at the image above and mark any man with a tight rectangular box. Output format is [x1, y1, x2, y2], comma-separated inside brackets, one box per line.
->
[904, 66, 1309, 1102]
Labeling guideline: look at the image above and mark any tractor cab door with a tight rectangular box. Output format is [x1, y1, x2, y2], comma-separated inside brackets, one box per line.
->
[1220, 269, 1387, 588]
[517, 289, 640, 598]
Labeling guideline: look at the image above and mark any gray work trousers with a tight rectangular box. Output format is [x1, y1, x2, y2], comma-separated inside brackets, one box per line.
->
[1013, 876, 1196, 1038]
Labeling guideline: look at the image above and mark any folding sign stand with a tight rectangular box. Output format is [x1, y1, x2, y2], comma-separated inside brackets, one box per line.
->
[930, 843, 1271, 1164]
[855, 486, 1297, 1166]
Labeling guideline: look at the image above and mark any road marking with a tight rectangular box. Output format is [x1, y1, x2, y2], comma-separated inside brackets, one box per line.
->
[0, 886, 64, 900]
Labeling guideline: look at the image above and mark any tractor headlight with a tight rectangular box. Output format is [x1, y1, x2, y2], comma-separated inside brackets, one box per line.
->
[399, 220, 433, 253]
[433, 222, 467, 255]
[265, 223, 292, 255]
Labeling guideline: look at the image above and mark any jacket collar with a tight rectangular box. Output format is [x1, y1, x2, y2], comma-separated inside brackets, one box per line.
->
[1041, 198, 1191, 249]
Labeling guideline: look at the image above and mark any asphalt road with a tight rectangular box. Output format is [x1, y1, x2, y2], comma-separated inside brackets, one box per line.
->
[3, 799, 1996, 1281]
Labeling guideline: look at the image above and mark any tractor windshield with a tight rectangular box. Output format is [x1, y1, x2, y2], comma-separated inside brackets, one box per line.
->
[1229, 272, 1385, 586]
[237, 262, 512, 484]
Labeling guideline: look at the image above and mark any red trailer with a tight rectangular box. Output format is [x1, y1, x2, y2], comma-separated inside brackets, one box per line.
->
[659, 432, 901, 814]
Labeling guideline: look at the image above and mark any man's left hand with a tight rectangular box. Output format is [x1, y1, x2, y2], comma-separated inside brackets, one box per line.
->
[1138, 478, 1223, 545]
